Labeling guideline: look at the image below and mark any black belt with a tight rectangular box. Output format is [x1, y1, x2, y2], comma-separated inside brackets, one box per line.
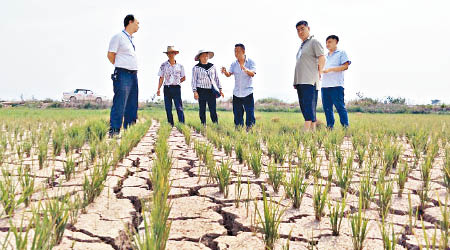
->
[164, 85, 180, 88]
[115, 67, 137, 74]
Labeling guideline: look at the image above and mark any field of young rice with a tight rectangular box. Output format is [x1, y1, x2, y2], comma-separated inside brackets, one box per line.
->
[0, 109, 449, 250]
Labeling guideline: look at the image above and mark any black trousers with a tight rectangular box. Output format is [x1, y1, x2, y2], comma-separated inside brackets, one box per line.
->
[197, 88, 218, 125]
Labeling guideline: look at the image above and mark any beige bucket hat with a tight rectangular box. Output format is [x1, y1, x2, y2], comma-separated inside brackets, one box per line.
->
[163, 46, 179, 54]
[194, 50, 214, 61]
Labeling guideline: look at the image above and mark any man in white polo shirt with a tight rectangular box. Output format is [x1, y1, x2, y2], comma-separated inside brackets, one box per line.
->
[107, 14, 139, 137]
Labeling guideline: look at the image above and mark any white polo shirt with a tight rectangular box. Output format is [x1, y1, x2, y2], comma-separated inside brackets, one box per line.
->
[108, 30, 138, 70]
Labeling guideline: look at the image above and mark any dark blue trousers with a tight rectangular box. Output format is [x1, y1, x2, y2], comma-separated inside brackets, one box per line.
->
[295, 84, 318, 122]
[233, 93, 255, 128]
[163, 85, 184, 126]
[197, 88, 218, 125]
[110, 68, 139, 130]
[321, 86, 349, 128]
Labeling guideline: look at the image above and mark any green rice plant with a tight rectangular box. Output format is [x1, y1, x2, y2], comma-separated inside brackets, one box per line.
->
[359, 171, 375, 210]
[273, 139, 286, 165]
[312, 180, 329, 221]
[236, 141, 244, 164]
[410, 130, 428, 167]
[420, 153, 433, 190]
[69, 195, 82, 225]
[379, 218, 397, 250]
[215, 159, 232, 198]
[204, 147, 216, 184]
[52, 126, 64, 157]
[23, 140, 32, 158]
[268, 161, 284, 193]
[249, 150, 263, 178]
[82, 162, 109, 208]
[63, 157, 76, 181]
[256, 188, 285, 250]
[235, 170, 243, 208]
[0, 170, 22, 215]
[334, 146, 344, 168]
[383, 140, 402, 172]
[46, 198, 70, 245]
[328, 196, 346, 236]
[437, 195, 449, 249]
[223, 138, 233, 157]
[377, 171, 394, 218]
[63, 138, 70, 156]
[16, 143, 23, 161]
[284, 167, 308, 209]
[444, 147, 450, 191]
[89, 140, 97, 162]
[407, 192, 418, 234]
[18, 166, 35, 207]
[0, 147, 4, 166]
[356, 145, 366, 168]
[396, 162, 409, 197]
[38, 140, 48, 169]
[9, 218, 30, 250]
[324, 139, 332, 161]
[335, 155, 353, 198]
[350, 197, 369, 250]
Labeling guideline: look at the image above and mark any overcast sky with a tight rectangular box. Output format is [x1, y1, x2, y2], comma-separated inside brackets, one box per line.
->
[1, 0, 449, 104]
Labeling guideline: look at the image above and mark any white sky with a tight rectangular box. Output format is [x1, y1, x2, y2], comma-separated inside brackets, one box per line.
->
[1, 0, 449, 104]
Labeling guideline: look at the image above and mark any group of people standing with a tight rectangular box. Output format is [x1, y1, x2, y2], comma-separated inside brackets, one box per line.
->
[107, 15, 351, 138]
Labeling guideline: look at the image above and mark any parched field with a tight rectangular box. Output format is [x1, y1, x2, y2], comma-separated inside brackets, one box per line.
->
[0, 109, 449, 250]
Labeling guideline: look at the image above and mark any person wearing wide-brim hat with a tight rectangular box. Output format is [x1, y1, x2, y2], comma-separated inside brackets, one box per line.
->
[191, 50, 224, 126]
[157, 46, 186, 126]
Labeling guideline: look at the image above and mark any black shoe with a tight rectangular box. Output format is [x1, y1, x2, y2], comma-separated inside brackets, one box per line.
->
[109, 128, 120, 138]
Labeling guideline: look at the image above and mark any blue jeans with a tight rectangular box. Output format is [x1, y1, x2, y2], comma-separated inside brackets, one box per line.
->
[233, 93, 255, 128]
[163, 85, 184, 126]
[197, 88, 218, 125]
[295, 84, 318, 122]
[321, 86, 349, 128]
[110, 68, 139, 130]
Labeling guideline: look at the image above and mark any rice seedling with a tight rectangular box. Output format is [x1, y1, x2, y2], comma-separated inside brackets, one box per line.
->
[377, 171, 394, 218]
[256, 188, 285, 250]
[284, 167, 308, 209]
[223, 138, 233, 157]
[23, 140, 32, 158]
[437, 195, 449, 249]
[328, 196, 346, 236]
[9, 218, 30, 250]
[312, 180, 329, 221]
[0, 170, 22, 215]
[215, 159, 232, 198]
[359, 171, 375, 210]
[235, 170, 243, 208]
[236, 141, 244, 164]
[396, 162, 409, 197]
[379, 217, 398, 250]
[18, 166, 35, 207]
[350, 197, 369, 250]
[52, 126, 64, 157]
[249, 149, 262, 178]
[383, 140, 402, 172]
[63, 157, 76, 181]
[38, 140, 48, 169]
[335, 155, 354, 198]
[82, 161, 109, 208]
[267, 161, 284, 193]
[443, 147, 450, 191]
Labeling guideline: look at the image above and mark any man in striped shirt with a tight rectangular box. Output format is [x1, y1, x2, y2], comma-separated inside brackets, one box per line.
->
[191, 50, 223, 125]
[157, 46, 186, 126]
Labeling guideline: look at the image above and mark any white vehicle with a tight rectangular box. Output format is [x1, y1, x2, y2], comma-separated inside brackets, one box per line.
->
[62, 89, 107, 103]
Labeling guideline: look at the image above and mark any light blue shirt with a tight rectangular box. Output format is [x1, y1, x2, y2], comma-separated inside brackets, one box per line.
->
[322, 49, 351, 88]
[229, 57, 256, 97]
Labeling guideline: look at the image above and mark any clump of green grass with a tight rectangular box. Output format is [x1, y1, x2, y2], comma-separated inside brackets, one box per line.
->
[377, 170, 394, 218]
[38, 141, 48, 169]
[379, 217, 398, 250]
[236, 141, 244, 164]
[443, 147, 449, 192]
[328, 196, 346, 236]
[284, 167, 308, 209]
[18, 166, 35, 207]
[350, 197, 369, 250]
[256, 188, 285, 250]
[396, 162, 409, 197]
[335, 155, 354, 198]
[249, 150, 262, 178]
[52, 126, 65, 157]
[63, 157, 76, 181]
[0, 170, 22, 215]
[359, 171, 375, 210]
[268, 162, 284, 193]
[215, 159, 231, 198]
[312, 180, 329, 221]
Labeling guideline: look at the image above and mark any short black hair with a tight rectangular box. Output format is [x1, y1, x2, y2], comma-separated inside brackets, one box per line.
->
[326, 35, 339, 43]
[296, 20, 308, 28]
[124, 14, 135, 28]
[235, 43, 245, 51]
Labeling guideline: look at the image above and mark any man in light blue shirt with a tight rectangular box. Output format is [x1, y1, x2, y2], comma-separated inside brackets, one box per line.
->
[221, 44, 256, 129]
[321, 35, 351, 129]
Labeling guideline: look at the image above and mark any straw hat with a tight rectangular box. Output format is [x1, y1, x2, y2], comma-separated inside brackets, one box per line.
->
[163, 46, 179, 54]
[194, 50, 214, 61]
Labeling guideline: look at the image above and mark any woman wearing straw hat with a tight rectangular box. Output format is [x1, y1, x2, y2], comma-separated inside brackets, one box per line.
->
[191, 50, 224, 126]
[157, 46, 186, 126]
